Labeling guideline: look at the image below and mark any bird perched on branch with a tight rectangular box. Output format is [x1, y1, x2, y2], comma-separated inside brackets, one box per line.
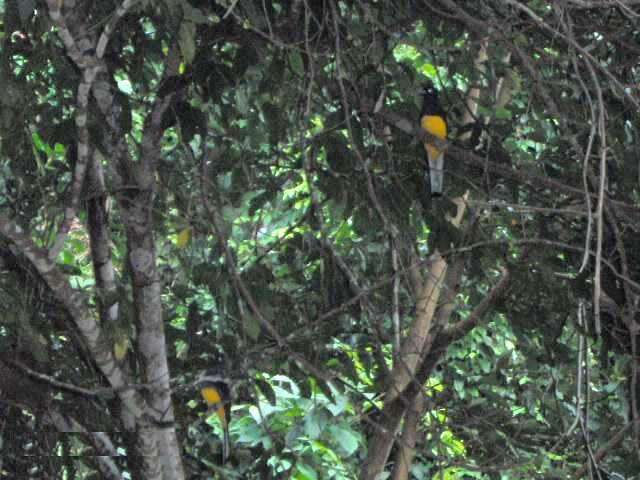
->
[419, 83, 448, 196]
[198, 364, 232, 463]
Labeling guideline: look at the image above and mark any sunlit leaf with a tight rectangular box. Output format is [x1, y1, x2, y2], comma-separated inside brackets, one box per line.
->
[178, 21, 196, 64]
[176, 227, 191, 248]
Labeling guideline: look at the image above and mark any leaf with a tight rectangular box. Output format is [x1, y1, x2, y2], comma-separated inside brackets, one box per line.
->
[31, 131, 50, 155]
[334, 220, 353, 244]
[178, 21, 196, 64]
[314, 378, 336, 404]
[326, 391, 349, 416]
[259, 57, 285, 93]
[182, 3, 209, 24]
[294, 463, 318, 480]
[235, 421, 267, 445]
[255, 377, 277, 405]
[303, 410, 323, 439]
[328, 425, 359, 456]
[113, 334, 130, 361]
[441, 430, 466, 456]
[421, 63, 437, 77]
[235, 88, 249, 115]
[289, 51, 304, 77]
[176, 227, 191, 248]
[495, 107, 512, 120]
[453, 379, 465, 399]
[242, 312, 262, 341]
[287, 361, 311, 398]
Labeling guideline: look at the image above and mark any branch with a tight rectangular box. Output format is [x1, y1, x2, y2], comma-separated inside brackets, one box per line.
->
[391, 393, 425, 480]
[442, 267, 511, 340]
[47, 410, 123, 479]
[573, 419, 640, 478]
[0, 215, 145, 420]
[140, 44, 181, 181]
[376, 107, 640, 226]
[387, 196, 468, 404]
[360, 266, 511, 480]
[96, 0, 139, 59]
[46, 2, 102, 260]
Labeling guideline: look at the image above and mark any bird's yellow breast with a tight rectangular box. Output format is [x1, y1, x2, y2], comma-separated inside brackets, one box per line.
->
[421, 115, 447, 159]
[201, 386, 228, 425]
[201, 386, 223, 405]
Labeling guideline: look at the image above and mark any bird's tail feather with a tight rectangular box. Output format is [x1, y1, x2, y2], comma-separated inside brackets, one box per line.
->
[428, 153, 444, 196]
[221, 426, 230, 463]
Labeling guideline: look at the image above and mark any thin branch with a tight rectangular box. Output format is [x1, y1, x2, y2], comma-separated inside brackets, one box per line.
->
[96, 0, 139, 58]
[0, 215, 145, 419]
[504, 0, 639, 108]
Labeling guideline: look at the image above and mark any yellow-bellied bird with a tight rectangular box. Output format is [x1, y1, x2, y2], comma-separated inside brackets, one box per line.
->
[198, 368, 231, 463]
[419, 83, 448, 196]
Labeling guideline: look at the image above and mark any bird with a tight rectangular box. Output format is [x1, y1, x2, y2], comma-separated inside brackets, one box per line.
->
[419, 83, 448, 197]
[198, 365, 232, 463]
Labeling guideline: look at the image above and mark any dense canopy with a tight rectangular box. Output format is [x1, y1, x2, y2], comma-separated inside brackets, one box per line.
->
[1, 1, 639, 479]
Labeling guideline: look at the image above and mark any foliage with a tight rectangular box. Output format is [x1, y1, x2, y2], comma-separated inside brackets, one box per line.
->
[0, 0, 639, 479]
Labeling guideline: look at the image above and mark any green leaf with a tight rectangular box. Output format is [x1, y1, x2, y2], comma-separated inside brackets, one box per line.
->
[303, 410, 323, 439]
[495, 107, 512, 119]
[289, 51, 304, 77]
[236, 421, 269, 446]
[326, 391, 349, 416]
[294, 463, 318, 480]
[453, 379, 465, 399]
[421, 63, 437, 77]
[178, 21, 196, 64]
[441, 430, 466, 456]
[182, 3, 208, 24]
[176, 227, 191, 248]
[328, 425, 359, 456]
[31, 132, 50, 155]
[242, 312, 261, 341]
[235, 88, 250, 115]
[53, 143, 66, 157]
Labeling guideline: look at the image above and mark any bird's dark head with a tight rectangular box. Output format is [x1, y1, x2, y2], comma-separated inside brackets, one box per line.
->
[420, 82, 438, 97]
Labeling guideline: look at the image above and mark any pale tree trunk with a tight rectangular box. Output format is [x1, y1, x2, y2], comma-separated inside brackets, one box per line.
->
[391, 393, 425, 480]
[0, 2, 189, 478]
[360, 197, 468, 479]
[360, 37, 516, 477]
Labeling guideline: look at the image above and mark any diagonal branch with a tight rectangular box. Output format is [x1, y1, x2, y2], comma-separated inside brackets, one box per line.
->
[0, 215, 146, 420]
